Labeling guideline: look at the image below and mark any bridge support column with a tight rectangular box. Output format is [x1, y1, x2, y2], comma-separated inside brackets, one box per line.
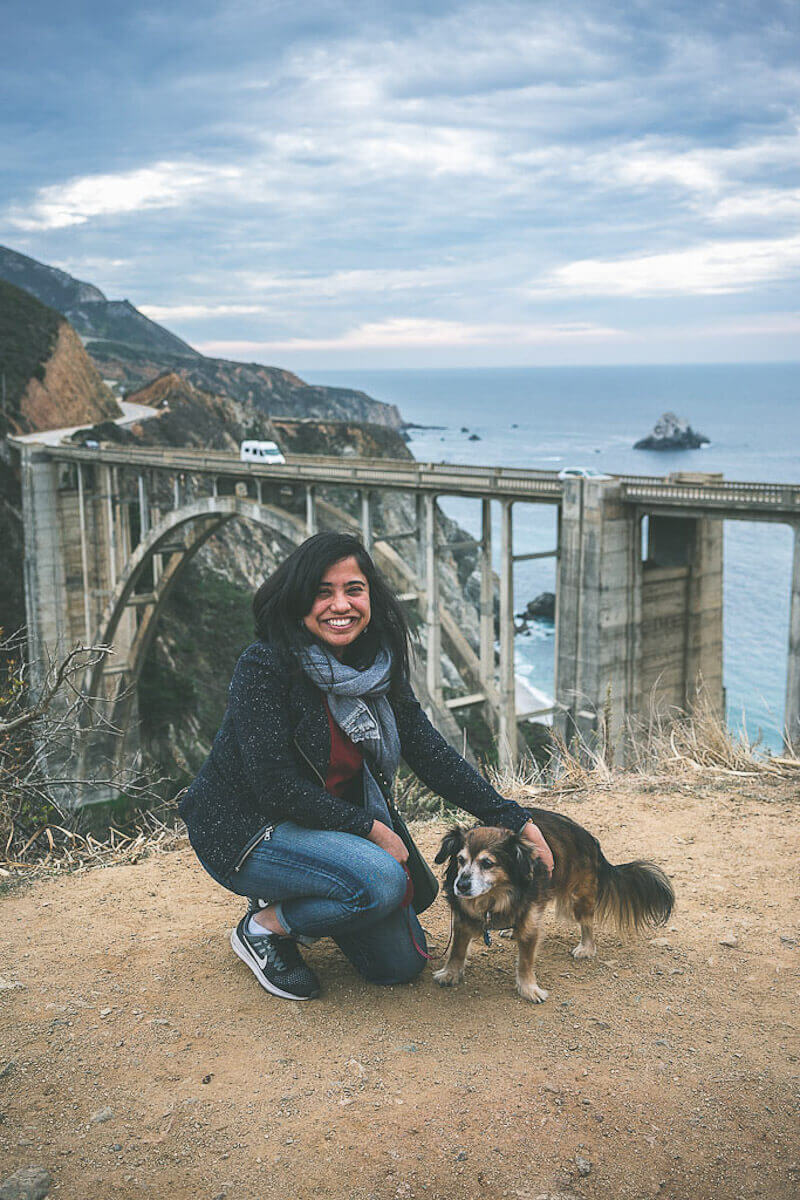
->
[424, 494, 442, 707]
[785, 523, 800, 750]
[498, 499, 517, 769]
[555, 478, 638, 751]
[480, 498, 494, 687]
[361, 490, 372, 552]
[76, 464, 92, 644]
[19, 448, 71, 683]
[415, 494, 426, 589]
[556, 480, 724, 757]
[137, 473, 150, 539]
[306, 485, 317, 536]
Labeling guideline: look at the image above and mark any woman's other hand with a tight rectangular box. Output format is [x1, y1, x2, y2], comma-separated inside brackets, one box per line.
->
[368, 819, 409, 864]
[520, 820, 554, 875]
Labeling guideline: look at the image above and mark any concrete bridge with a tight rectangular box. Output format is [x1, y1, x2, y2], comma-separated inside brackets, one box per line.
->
[12, 439, 800, 797]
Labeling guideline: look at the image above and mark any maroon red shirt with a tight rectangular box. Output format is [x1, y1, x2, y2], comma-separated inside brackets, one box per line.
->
[323, 698, 364, 798]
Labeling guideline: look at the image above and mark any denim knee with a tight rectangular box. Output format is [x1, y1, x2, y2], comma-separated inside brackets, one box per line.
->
[366, 951, 427, 987]
[358, 856, 407, 917]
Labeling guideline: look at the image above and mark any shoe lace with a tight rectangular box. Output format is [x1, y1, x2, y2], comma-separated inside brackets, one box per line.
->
[251, 931, 303, 972]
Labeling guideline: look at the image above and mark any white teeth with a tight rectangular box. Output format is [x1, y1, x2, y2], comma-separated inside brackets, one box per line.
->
[327, 618, 354, 627]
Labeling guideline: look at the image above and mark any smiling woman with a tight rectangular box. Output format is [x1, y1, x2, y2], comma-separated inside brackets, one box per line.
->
[178, 530, 552, 1003]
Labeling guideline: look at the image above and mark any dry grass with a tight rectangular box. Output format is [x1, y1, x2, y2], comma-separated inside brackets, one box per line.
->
[492, 689, 800, 801]
[0, 801, 186, 884]
[2, 700, 797, 883]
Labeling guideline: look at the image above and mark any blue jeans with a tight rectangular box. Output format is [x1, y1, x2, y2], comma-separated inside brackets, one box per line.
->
[206, 821, 428, 986]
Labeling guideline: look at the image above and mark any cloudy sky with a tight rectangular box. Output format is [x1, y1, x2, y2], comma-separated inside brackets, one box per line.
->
[2, 0, 799, 368]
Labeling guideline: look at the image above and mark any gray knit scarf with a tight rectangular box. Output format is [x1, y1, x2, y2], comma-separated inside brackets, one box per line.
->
[299, 643, 400, 827]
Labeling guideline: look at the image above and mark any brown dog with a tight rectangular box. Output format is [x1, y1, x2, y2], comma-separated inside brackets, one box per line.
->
[433, 811, 674, 1003]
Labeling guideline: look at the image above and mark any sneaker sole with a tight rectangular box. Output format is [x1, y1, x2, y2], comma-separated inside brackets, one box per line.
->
[230, 928, 320, 1001]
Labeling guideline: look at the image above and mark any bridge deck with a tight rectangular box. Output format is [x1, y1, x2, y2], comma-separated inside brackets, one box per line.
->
[26, 442, 800, 519]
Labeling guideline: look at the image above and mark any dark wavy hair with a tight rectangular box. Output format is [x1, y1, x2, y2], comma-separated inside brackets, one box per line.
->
[253, 532, 411, 688]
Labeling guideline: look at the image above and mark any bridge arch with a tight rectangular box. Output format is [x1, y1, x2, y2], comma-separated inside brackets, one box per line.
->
[83, 496, 308, 774]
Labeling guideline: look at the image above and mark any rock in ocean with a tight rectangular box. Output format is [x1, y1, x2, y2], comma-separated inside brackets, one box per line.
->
[634, 411, 709, 450]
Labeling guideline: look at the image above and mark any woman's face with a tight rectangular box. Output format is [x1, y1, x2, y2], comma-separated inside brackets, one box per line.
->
[303, 555, 371, 658]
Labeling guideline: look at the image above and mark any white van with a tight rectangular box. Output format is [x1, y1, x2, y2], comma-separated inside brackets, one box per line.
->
[239, 440, 286, 465]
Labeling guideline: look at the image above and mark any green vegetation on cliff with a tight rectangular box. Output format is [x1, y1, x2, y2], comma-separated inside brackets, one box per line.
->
[0, 278, 61, 426]
[139, 562, 256, 779]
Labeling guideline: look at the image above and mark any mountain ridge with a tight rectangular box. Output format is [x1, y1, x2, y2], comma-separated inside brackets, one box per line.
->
[0, 245, 402, 429]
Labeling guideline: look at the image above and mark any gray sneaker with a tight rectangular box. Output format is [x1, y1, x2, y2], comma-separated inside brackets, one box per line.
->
[230, 917, 321, 1001]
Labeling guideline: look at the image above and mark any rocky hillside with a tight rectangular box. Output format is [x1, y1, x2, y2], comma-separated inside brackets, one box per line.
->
[0, 279, 120, 436]
[0, 245, 401, 429]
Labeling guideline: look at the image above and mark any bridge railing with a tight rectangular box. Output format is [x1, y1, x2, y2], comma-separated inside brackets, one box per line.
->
[27, 441, 800, 512]
[620, 478, 800, 510]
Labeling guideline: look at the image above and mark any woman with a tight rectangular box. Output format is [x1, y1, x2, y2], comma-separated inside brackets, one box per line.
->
[179, 532, 553, 1001]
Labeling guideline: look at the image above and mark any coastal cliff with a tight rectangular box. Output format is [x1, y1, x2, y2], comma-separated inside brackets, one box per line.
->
[0, 278, 119, 435]
[0, 244, 401, 430]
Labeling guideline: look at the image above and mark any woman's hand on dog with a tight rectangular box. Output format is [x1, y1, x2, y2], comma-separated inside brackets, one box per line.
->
[368, 819, 409, 864]
[520, 821, 554, 875]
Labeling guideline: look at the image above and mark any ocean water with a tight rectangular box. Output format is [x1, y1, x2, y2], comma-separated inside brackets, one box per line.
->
[305, 364, 800, 751]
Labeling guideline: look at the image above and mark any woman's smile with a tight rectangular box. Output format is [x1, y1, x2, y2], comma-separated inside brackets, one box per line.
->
[303, 556, 371, 656]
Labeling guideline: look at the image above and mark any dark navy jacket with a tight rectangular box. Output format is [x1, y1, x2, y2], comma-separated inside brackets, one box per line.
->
[179, 640, 529, 878]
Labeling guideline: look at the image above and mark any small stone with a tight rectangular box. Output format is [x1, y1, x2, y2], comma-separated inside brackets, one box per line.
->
[99, 1007, 112, 1018]
[719, 933, 739, 948]
[575, 1155, 592, 1177]
[0, 1063, 15, 1081]
[455, 1151, 467, 1161]
[90, 1108, 114, 1124]
[0, 980, 24, 992]
[649, 937, 670, 948]
[0, 1166, 52, 1200]
[109, 1144, 122, 1153]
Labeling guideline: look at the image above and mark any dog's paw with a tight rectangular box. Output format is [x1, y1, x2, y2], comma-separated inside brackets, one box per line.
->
[516, 980, 549, 1003]
[433, 965, 465, 988]
[571, 941, 596, 959]
[498, 927, 514, 939]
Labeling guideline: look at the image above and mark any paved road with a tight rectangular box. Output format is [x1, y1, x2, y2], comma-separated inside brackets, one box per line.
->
[14, 399, 160, 446]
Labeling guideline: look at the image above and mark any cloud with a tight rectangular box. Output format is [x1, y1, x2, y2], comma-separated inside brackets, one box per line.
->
[198, 316, 622, 356]
[539, 234, 800, 298]
[709, 187, 800, 224]
[139, 302, 265, 321]
[8, 160, 242, 230]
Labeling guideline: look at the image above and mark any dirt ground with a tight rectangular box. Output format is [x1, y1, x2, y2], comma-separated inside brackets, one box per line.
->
[1, 779, 798, 1200]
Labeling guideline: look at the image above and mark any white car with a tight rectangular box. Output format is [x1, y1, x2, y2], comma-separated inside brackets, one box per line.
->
[557, 466, 612, 480]
[240, 440, 286, 464]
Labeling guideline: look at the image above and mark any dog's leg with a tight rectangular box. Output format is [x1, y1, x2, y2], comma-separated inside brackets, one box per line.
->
[433, 919, 480, 988]
[514, 904, 549, 1003]
[570, 886, 597, 959]
[572, 920, 596, 958]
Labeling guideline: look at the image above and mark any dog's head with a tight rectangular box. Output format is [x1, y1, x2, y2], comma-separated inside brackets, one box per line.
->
[434, 825, 545, 901]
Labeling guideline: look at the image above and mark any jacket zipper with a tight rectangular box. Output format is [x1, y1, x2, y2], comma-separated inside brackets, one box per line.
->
[233, 823, 274, 873]
[236, 729, 326, 873]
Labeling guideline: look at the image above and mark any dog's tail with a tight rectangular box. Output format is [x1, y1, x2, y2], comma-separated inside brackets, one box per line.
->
[596, 857, 674, 933]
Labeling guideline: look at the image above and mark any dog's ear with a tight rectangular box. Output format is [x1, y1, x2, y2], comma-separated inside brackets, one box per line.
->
[499, 833, 543, 889]
[435, 825, 466, 864]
